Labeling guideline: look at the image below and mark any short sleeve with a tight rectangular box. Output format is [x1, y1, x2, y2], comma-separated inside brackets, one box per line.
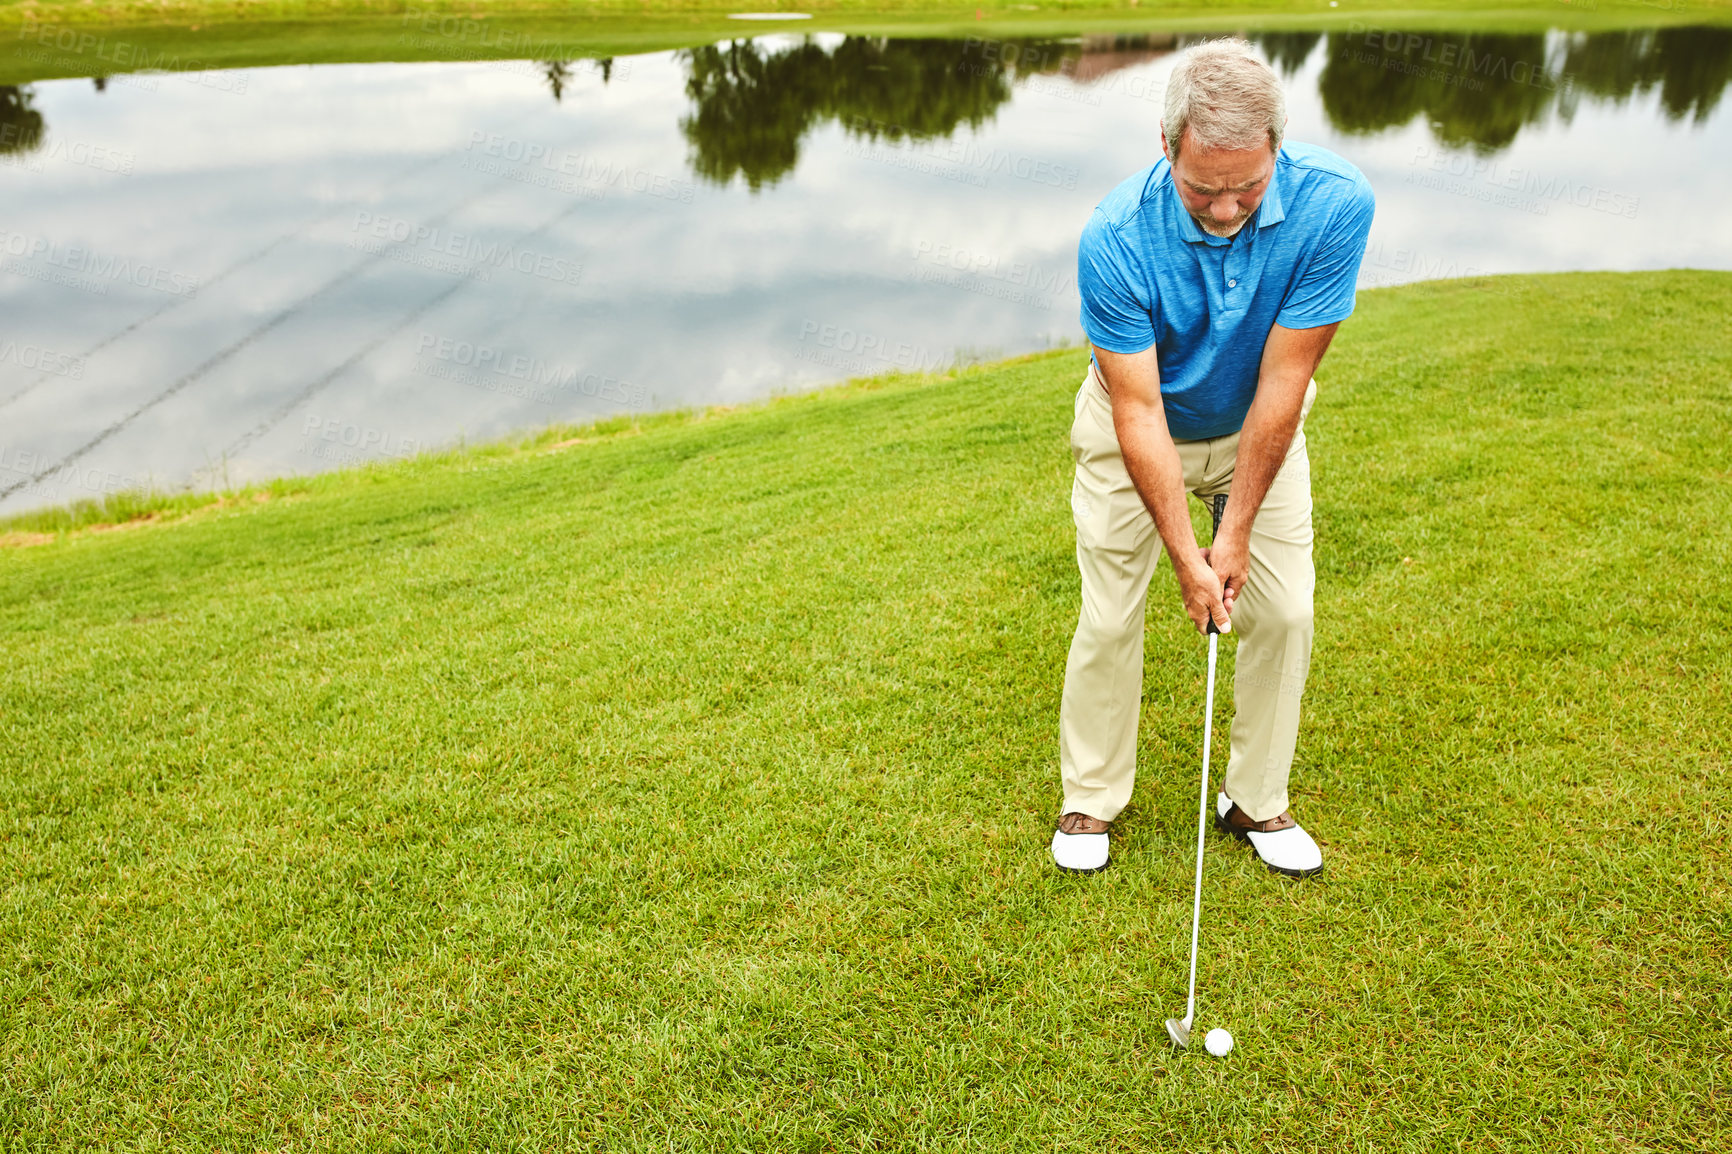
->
[1276, 177, 1375, 330]
[1078, 210, 1156, 355]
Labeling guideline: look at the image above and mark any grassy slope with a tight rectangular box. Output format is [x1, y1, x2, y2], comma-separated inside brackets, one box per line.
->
[3, 0, 1729, 85]
[2, 270, 1729, 1149]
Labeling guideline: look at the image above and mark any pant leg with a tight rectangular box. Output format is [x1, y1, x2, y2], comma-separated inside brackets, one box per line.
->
[1057, 363, 1162, 821]
[1221, 383, 1317, 822]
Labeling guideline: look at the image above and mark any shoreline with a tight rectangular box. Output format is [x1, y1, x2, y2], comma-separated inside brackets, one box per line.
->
[0, 344, 1056, 539]
[3, 2, 1728, 85]
[4, 267, 1723, 540]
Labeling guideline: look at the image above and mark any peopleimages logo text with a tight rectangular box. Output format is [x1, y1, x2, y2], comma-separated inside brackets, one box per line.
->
[796, 320, 949, 373]
[301, 415, 422, 460]
[842, 117, 1080, 189]
[0, 127, 134, 174]
[0, 230, 199, 296]
[351, 212, 584, 285]
[15, 19, 250, 91]
[414, 333, 650, 407]
[1346, 23, 1574, 91]
[463, 132, 696, 203]
[1409, 146, 1639, 218]
[0, 340, 85, 379]
[911, 240, 1073, 295]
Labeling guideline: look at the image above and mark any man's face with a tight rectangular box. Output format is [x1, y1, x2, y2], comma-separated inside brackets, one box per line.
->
[1163, 127, 1275, 239]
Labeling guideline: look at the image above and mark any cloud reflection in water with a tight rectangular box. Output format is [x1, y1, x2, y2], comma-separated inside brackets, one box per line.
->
[0, 26, 1728, 514]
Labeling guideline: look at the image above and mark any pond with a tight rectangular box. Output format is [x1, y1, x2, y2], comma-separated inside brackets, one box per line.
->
[2, 23, 1729, 515]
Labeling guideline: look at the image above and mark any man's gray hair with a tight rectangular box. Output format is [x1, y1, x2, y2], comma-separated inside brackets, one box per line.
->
[1162, 39, 1286, 160]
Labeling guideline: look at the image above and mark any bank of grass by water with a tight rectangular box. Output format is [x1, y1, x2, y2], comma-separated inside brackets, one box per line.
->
[10, 0, 1727, 26]
[3, 269, 1729, 1148]
[3, 0, 1728, 85]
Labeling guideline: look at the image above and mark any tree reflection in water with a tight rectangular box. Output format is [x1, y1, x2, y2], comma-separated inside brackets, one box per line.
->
[6, 27, 1727, 179]
[1308, 26, 1732, 154]
[679, 37, 1069, 191]
[1253, 31, 1325, 78]
[541, 61, 574, 103]
[1316, 31, 1556, 153]
[1556, 26, 1732, 123]
[1, 86, 45, 156]
[677, 28, 1732, 188]
[538, 57, 617, 102]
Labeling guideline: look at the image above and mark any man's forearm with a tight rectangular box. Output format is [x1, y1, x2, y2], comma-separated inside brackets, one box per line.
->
[1114, 402, 1202, 563]
[1216, 382, 1305, 546]
[1217, 322, 1338, 548]
[1093, 343, 1226, 632]
[1115, 395, 1235, 633]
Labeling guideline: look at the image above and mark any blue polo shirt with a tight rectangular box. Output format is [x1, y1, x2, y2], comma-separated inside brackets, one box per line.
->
[1078, 140, 1375, 440]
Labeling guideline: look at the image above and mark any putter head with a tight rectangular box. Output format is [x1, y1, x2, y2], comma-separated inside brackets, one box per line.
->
[1165, 1017, 1191, 1049]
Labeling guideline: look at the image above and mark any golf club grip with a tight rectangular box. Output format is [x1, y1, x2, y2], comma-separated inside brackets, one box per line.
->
[1208, 494, 1227, 637]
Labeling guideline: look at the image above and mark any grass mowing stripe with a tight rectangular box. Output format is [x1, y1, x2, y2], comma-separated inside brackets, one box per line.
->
[2, 270, 1728, 1149]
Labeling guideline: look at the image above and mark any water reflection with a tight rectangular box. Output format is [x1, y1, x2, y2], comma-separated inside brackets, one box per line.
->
[674, 27, 1732, 183]
[12, 26, 1731, 177]
[1, 25, 1729, 516]
[1315, 26, 1732, 153]
[1557, 26, 1732, 122]
[1318, 32, 1558, 152]
[538, 57, 617, 101]
[1246, 31, 1324, 78]
[679, 37, 1032, 190]
[1, 85, 45, 154]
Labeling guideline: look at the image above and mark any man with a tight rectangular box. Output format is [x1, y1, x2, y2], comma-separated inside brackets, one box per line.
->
[1052, 39, 1374, 877]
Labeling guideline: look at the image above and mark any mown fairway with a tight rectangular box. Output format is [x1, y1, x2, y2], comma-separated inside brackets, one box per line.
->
[3, 271, 1728, 1150]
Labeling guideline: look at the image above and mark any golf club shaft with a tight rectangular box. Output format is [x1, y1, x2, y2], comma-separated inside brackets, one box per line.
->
[1183, 630, 1218, 1027]
[1176, 493, 1229, 1037]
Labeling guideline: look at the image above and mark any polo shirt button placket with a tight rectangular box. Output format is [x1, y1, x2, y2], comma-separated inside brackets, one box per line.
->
[1225, 225, 1250, 301]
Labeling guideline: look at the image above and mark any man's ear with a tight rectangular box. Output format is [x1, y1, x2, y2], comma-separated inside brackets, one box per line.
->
[1160, 125, 1171, 162]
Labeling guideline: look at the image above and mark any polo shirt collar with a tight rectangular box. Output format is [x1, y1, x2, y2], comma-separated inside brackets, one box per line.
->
[1171, 191, 1221, 246]
[1256, 154, 1287, 229]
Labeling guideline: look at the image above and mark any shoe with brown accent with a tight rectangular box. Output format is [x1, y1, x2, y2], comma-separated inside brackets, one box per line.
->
[1051, 811, 1110, 874]
[1215, 794, 1323, 878]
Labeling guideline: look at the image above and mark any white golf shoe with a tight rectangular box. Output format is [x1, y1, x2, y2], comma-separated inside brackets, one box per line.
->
[1215, 793, 1323, 878]
[1051, 812, 1110, 873]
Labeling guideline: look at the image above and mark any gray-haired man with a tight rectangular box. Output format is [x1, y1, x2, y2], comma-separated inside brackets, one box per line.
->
[1052, 39, 1375, 877]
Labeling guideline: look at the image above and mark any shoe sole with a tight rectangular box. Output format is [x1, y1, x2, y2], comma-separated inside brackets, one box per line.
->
[1213, 813, 1324, 879]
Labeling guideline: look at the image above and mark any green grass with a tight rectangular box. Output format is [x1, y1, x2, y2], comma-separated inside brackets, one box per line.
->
[4, 0, 1729, 87]
[3, 269, 1730, 1149]
[6, 0, 1722, 24]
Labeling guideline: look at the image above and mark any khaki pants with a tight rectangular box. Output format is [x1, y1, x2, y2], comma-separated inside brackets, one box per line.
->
[1059, 361, 1317, 824]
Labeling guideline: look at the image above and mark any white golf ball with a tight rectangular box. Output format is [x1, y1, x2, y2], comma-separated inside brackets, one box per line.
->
[1203, 1028, 1234, 1056]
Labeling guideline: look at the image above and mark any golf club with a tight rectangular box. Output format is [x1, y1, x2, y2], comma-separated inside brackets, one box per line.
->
[1167, 494, 1228, 1051]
